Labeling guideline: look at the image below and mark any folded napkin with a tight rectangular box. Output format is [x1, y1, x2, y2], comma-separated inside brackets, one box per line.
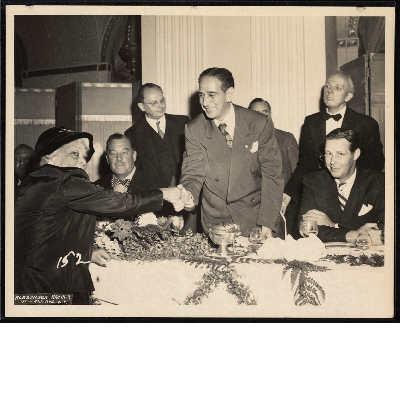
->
[137, 212, 158, 227]
[257, 234, 327, 262]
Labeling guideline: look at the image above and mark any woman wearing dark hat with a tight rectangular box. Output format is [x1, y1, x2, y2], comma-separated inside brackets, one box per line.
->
[15, 127, 180, 304]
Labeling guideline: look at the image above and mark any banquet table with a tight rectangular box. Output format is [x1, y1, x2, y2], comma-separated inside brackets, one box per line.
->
[89, 245, 392, 318]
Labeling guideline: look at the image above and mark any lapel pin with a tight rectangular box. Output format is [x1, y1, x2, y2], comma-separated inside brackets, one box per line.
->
[245, 145, 248, 148]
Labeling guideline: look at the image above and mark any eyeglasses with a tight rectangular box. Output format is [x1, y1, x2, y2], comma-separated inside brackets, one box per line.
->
[143, 99, 166, 107]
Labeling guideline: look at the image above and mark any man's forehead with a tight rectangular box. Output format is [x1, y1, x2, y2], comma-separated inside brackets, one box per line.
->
[143, 87, 163, 99]
[326, 74, 347, 86]
[108, 138, 132, 150]
[326, 138, 351, 150]
[252, 101, 269, 109]
[15, 148, 34, 156]
[199, 76, 223, 91]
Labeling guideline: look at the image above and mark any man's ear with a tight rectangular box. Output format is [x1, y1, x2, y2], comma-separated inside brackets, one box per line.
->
[226, 87, 234, 102]
[345, 92, 353, 103]
[138, 103, 145, 113]
[132, 150, 137, 163]
[353, 148, 361, 161]
[105, 154, 110, 165]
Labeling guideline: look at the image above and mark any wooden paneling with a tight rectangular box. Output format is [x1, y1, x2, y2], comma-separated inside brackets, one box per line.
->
[56, 82, 135, 181]
[14, 88, 56, 148]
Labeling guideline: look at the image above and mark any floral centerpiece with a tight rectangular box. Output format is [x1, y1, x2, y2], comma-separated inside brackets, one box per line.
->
[94, 213, 211, 263]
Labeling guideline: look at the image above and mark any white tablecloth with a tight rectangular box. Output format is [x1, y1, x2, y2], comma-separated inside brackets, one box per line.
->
[89, 245, 392, 318]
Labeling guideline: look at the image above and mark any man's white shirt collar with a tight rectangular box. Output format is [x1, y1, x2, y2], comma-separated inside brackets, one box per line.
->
[146, 114, 166, 134]
[326, 104, 347, 117]
[214, 102, 236, 138]
[326, 104, 346, 134]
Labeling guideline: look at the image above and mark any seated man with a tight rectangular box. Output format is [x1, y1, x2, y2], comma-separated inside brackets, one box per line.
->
[300, 128, 384, 244]
[95, 133, 153, 194]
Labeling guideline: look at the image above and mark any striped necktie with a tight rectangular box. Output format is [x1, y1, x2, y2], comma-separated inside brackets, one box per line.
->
[218, 123, 232, 149]
[337, 181, 347, 211]
[156, 121, 165, 139]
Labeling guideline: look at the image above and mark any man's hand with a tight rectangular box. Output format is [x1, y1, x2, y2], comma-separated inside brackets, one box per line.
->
[160, 187, 185, 211]
[91, 249, 111, 267]
[302, 209, 335, 227]
[281, 193, 291, 215]
[177, 184, 195, 211]
[345, 223, 383, 245]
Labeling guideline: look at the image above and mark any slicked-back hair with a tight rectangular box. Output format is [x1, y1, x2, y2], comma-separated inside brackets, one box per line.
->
[328, 71, 355, 94]
[248, 98, 271, 111]
[137, 83, 163, 103]
[106, 133, 135, 152]
[198, 67, 235, 92]
[326, 128, 360, 153]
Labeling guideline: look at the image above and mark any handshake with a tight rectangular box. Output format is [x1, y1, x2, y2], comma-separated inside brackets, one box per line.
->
[160, 184, 195, 212]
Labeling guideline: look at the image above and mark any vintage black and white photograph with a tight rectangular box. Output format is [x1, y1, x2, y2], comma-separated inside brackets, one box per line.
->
[5, 5, 395, 318]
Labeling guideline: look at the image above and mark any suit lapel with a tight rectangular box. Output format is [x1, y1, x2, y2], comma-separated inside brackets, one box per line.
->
[228, 107, 254, 192]
[326, 176, 343, 220]
[339, 169, 364, 224]
[137, 119, 161, 172]
[202, 119, 232, 172]
[341, 107, 355, 130]
[165, 114, 182, 164]
[310, 113, 327, 166]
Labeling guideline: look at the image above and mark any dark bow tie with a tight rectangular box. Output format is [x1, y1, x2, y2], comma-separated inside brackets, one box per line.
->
[111, 177, 131, 189]
[323, 112, 342, 122]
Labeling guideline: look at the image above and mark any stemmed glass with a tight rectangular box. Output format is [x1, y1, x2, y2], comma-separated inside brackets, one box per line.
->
[209, 223, 241, 257]
[299, 219, 318, 238]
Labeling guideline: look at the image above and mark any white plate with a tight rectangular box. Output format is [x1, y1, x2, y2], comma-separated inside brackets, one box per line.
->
[325, 242, 355, 248]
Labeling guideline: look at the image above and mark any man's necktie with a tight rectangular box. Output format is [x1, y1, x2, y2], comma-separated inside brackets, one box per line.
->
[156, 121, 165, 139]
[218, 123, 233, 149]
[324, 113, 342, 122]
[337, 181, 347, 211]
[111, 177, 131, 189]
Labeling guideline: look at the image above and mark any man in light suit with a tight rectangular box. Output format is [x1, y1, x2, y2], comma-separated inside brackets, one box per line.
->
[95, 133, 153, 194]
[248, 98, 298, 186]
[282, 71, 384, 214]
[124, 83, 197, 231]
[176, 67, 284, 237]
[300, 128, 384, 244]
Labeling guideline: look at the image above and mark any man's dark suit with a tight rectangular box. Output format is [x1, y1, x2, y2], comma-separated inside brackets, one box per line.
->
[275, 129, 298, 186]
[300, 168, 384, 243]
[94, 168, 154, 193]
[124, 113, 197, 232]
[285, 107, 384, 200]
[124, 113, 190, 189]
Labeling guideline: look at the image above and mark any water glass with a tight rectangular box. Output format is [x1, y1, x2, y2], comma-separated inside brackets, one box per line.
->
[356, 232, 372, 250]
[299, 219, 318, 237]
[249, 226, 264, 243]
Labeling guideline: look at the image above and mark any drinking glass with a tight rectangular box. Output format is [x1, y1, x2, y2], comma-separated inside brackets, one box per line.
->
[299, 219, 318, 237]
[249, 227, 264, 244]
[356, 232, 372, 250]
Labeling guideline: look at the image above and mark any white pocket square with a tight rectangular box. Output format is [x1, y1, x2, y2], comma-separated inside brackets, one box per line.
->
[358, 204, 373, 216]
[250, 141, 258, 153]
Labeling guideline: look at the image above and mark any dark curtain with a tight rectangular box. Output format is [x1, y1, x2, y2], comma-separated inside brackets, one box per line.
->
[358, 16, 385, 56]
